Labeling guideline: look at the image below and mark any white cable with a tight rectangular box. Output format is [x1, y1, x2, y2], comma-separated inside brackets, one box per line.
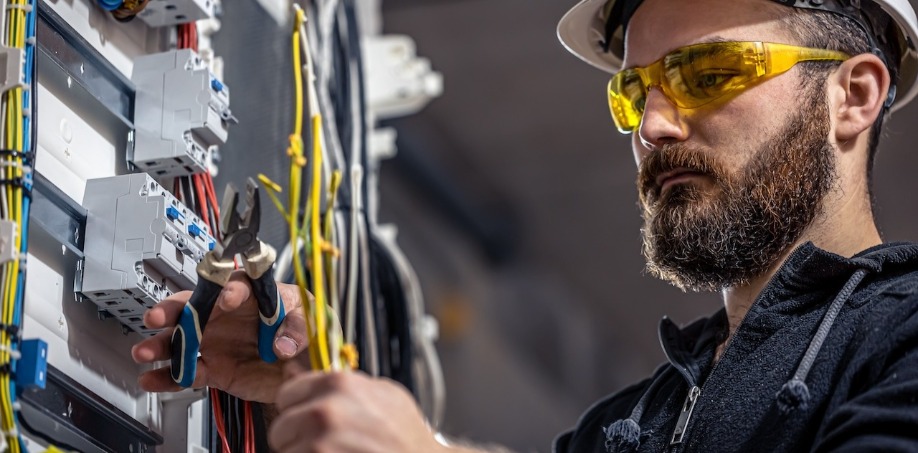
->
[345, 165, 361, 346]
[317, 0, 341, 93]
[327, 210, 340, 316]
[357, 209, 378, 376]
[334, 209, 348, 311]
[275, 239, 295, 283]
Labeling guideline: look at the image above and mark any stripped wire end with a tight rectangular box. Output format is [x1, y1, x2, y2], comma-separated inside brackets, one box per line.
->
[286, 134, 306, 167]
[340, 343, 358, 370]
[256, 174, 289, 222]
[321, 242, 340, 258]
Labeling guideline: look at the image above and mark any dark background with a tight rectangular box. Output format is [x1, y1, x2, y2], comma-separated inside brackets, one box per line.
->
[217, 1, 918, 451]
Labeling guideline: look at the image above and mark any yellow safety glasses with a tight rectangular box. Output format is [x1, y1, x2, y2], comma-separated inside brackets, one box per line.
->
[608, 41, 850, 133]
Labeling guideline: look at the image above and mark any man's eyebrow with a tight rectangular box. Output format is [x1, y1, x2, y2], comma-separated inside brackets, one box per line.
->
[696, 36, 732, 44]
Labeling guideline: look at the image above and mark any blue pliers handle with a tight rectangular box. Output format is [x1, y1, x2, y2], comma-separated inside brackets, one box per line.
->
[169, 259, 287, 388]
[250, 270, 286, 363]
[169, 178, 286, 388]
[170, 275, 223, 388]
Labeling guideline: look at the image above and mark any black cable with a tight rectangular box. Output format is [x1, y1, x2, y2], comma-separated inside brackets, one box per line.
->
[370, 236, 416, 394]
[181, 176, 195, 214]
[232, 394, 242, 453]
[251, 403, 270, 453]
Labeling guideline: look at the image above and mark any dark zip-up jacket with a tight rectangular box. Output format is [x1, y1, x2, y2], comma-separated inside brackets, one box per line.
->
[554, 242, 918, 452]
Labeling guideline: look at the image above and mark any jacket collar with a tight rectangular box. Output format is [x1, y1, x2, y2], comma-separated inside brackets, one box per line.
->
[658, 241, 918, 383]
[760, 241, 918, 310]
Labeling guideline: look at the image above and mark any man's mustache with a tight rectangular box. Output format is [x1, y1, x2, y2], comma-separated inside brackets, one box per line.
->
[638, 145, 724, 201]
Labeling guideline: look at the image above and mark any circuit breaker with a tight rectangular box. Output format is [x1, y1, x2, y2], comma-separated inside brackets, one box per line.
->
[76, 173, 215, 336]
[131, 49, 236, 178]
[137, 0, 216, 27]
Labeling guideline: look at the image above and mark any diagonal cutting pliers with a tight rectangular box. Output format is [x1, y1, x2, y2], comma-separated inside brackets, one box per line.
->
[170, 177, 286, 388]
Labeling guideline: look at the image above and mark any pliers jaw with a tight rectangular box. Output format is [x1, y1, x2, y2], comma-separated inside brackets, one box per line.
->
[215, 178, 263, 261]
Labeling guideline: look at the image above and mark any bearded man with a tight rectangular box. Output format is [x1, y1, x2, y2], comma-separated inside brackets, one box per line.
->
[132, 0, 918, 451]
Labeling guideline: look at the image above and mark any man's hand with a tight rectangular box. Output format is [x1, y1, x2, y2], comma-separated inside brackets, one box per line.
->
[268, 364, 451, 453]
[131, 272, 309, 403]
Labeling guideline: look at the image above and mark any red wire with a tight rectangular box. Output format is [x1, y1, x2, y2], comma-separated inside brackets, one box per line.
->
[204, 173, 221, 231]
[244, 400, 255, 453]
[210, 388, 232, 453]
[177, 23, 199, 51]
[191, 22, 198, 52]
[176, 24, 188, 49]
[193, 174, 210, 228]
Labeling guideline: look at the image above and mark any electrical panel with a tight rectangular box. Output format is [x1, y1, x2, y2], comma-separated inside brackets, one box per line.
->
[76, 173, 214, 336]
[137, 0, 216, 27]
[131, 49, 235, 178]
[25, 0, 443, 451]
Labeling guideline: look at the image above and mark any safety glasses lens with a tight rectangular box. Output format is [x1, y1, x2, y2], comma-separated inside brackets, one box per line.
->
[607, 42, 761, 133]
[608, 72, 645, 133]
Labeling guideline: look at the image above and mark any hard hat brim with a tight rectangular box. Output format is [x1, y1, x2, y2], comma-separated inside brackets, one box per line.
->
[557, 0, 622, 74]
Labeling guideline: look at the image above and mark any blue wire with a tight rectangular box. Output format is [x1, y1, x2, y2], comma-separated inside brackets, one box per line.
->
[8, 2, 36, 449]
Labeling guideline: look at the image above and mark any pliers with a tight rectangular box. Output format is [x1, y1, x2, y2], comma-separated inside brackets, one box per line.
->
[170, 177, 286, 388]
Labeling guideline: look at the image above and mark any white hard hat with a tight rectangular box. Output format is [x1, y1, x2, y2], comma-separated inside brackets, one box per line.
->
[557, 0, 918, 112]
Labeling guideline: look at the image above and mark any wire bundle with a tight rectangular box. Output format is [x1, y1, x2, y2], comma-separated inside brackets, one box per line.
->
[259, 3, 347, 374]
[177, 22, 198, 52]
[0, 0, 35, 450]
[258, 1, 445, 427]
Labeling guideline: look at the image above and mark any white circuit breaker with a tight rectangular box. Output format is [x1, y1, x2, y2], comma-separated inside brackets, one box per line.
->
[137, 0, 216, 27]
[76, 173, 214, 336]
[131, 49, 236, 178]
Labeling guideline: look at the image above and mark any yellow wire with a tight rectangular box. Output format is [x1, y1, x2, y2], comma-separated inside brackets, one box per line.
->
[288, 8, 321, 372]
[257, 174, 287, 220]
[309, 114, 330, 370]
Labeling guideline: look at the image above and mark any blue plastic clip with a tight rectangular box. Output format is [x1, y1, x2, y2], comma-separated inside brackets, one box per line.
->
[211, 78, 224, 93]
[188, 223, 203, 238]
[166, 206, 184, 221]
[17, 339, 48, 389]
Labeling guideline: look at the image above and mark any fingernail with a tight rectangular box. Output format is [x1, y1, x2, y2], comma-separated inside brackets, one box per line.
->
[275, 335, 298, 358]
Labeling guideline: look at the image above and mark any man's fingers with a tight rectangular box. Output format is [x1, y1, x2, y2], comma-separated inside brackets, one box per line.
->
[131, 328, 174, 363]
[274, 312, 308, 360]
[274, 370, 358, 412]
[273, 283, 310, 360]
[274, 371, 327, 412]
[268, 401, 322, 452]
[144, 291, 192, 329]
[217, 271, 254, 312]
[138, 358, 212, 393]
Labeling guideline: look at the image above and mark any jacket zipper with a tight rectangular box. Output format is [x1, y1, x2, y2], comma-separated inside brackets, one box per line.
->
[670, 385, 700, 444]
[667, 248, 801, 448]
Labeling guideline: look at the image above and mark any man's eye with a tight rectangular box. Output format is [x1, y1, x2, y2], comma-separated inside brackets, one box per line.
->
[695, 72, 734, 89]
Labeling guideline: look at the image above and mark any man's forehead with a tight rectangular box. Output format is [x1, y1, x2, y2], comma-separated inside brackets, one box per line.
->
[622, 0, 792, 67]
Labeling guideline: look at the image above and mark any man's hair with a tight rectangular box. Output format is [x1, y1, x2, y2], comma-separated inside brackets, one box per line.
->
[781, 9, 902, 186]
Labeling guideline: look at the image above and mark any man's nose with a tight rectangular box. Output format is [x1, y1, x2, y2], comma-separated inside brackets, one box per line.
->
[637, 88, 689, 153]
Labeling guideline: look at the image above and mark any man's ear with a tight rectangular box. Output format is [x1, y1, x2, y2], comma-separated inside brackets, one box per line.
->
[831, 53, 891, 141]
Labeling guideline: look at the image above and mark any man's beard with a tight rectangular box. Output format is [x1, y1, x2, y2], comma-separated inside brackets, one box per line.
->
[638, 91, 836, 292]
